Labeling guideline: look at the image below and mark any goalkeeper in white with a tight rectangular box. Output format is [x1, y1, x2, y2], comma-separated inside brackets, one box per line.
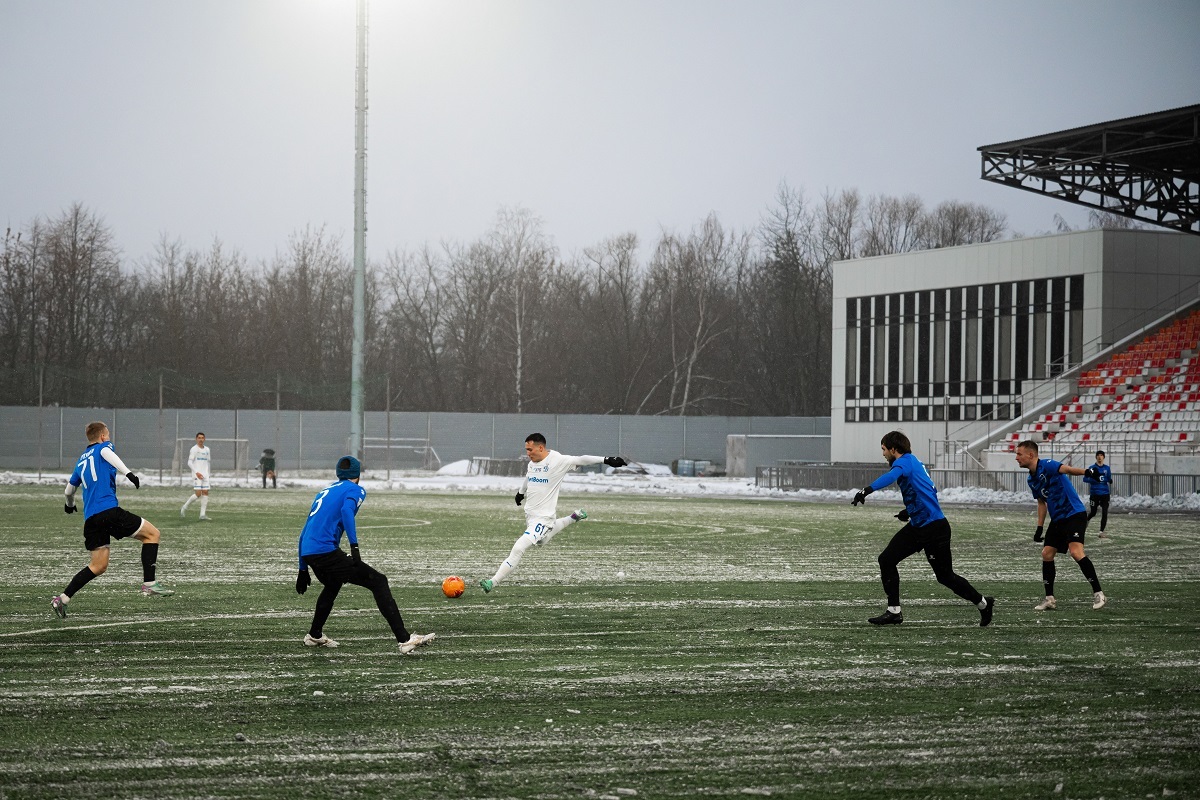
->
[479, 432, 626, 593]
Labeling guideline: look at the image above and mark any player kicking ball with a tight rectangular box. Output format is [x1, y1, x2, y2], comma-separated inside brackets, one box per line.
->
[479, 433, 626, 593]
[851, 431, 994, 627]
[296, 456, 435, 655]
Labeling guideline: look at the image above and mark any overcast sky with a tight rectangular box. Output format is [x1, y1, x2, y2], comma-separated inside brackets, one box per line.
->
[2, 0, 1198, 266]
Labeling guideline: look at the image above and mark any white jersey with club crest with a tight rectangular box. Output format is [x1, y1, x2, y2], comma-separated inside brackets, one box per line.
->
[522, 450, 604, 520]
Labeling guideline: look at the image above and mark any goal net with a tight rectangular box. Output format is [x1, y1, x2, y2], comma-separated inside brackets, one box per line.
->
[171, 438, 251, 485]
[360, 437, 442, 474]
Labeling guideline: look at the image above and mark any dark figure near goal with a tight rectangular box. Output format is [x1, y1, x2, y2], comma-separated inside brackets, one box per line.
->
[259, 448, 277, 489]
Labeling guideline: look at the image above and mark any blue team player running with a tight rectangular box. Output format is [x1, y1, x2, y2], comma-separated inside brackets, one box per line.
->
[52, 421, 173, 618]
[1015, 440, 1106, 611]
[296, 456, 435, 655]
[851, 431, 994, 627]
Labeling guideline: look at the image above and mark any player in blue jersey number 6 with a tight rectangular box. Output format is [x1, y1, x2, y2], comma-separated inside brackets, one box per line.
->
[52, 421, 174, 618]
[296, 456, 435, 655]
[851, 431, 994, 627]
[1015, 440, 1106, 611]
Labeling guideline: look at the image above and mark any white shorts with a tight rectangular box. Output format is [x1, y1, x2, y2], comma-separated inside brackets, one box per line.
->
[193, 476, 211, 491]
[523, 518, 556, 546]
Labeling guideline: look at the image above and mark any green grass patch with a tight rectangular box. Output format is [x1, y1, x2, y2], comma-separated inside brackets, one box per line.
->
[2, 485, 1198, 798]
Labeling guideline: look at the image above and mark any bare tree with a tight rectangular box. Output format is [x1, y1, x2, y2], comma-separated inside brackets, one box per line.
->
[580, 232, 653, 413]
[442, 239, 506, 411]
[643, 214, 748, 415]
[861, 193, 925, 257]
[742, 183, 834, 415]
[919, 200, 1008, 248]
[381, 244, 451, 410]
[488, 207, 554, 413]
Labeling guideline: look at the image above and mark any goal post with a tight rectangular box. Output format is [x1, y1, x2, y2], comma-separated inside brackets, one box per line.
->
[171, 438, 251, 486]
[359, 437, 442, 477]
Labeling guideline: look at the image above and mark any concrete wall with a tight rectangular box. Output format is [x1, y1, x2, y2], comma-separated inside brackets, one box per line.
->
[725, 434, 832, 477]
[0, 406, 828, 476]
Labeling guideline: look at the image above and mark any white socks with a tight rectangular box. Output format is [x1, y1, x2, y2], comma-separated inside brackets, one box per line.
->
[200, 496, 208, 516]
[182, 495, 195, 511]
[490, 514, 582, 586]
[490, 536, 534, 586]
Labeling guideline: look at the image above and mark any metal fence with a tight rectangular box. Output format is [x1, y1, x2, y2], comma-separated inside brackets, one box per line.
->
[756, 464, 1200, 498]
[1, 405, 828, 479]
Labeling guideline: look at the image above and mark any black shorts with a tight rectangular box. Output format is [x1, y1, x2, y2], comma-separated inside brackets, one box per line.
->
[1090, 494, 1110, 508]
[303, 548, 388, 585]
[1045, 512, 1088, 550]
[83, 507, 145, 551]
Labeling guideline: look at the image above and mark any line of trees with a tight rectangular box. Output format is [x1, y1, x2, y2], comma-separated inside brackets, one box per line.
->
[0, 187, 1007, 415]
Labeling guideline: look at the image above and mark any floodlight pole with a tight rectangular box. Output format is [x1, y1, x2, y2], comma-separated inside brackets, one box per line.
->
[349, 0, 369, 459]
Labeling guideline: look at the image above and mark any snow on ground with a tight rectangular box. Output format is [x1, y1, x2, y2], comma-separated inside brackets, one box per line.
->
[4, 464, 1199, 511]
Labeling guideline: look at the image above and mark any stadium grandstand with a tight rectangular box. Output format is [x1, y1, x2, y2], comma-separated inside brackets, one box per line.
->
[830, 104, 1200, 483]
[990, 309, 1200, 464]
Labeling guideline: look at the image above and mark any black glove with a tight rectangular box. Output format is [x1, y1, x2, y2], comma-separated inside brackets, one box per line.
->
[1033, 525, 1044, 543]
[64, 502, 77, 514]
[1083, 467, 1100, 481]
[851, 486, 873, 506]
[126, 472, 140, 489]
[603, 456, 627, 468]
[350, 544, 362, 564]
[515, 492, 524, 506]
[296, 569, 311, 594]
[895, 508, 909, 522]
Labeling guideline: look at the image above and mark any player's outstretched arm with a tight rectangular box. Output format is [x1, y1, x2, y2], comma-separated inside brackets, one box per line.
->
[851, 486, 874, 506]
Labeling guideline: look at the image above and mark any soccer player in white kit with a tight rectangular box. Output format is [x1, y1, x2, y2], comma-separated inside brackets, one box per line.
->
[181, 432, 212, 520]
[480, 433, 626, 593]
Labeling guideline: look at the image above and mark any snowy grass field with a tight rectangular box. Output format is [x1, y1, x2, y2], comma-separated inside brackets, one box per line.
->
[2, 484, 1198, 799]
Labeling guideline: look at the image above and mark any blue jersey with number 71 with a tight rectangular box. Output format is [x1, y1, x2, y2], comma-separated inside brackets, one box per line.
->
[69, 442, 120, 519]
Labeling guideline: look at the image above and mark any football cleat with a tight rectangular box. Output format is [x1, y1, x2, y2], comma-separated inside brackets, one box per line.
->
[51, 595, 67, 618]
[199, 515, 210, 521]
[980, 596, 995, 627]
[1092, 591, 1107, 610]
[304, 633, 339, 648]
[479, 578, 494, 593]
[399, 632, 436, 655]
[1033, 596, 1056, 611]
[571, 509, 588, 521]
[140, 581, 175, 597]
[868, 610, 903, 625]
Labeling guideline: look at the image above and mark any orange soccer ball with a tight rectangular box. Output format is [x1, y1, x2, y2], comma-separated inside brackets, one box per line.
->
[441, 575, 466, 598]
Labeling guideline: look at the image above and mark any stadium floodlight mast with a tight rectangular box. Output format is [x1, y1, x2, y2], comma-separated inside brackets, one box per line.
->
[349, 0, 369, 459]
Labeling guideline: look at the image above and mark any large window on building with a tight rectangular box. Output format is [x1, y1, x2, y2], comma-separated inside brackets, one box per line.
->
[844, 276, 1084, 423]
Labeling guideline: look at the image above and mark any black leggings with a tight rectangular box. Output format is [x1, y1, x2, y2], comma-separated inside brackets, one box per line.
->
[1087, 495, 1109, 530]
[304, 549, 410, 642]
[877, 518, 983, 608]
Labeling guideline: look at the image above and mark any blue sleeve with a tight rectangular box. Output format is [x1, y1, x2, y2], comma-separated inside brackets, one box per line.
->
[869, 464, 903, 492]
[298, 539, 305, 571]
[341, 495, 359, 546]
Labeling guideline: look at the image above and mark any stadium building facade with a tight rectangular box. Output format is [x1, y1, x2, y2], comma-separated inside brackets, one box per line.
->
[831, 228, 1200, 465]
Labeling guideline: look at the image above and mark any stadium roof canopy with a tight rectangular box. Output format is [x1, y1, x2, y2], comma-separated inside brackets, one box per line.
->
[979, 104, 1200, 235]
